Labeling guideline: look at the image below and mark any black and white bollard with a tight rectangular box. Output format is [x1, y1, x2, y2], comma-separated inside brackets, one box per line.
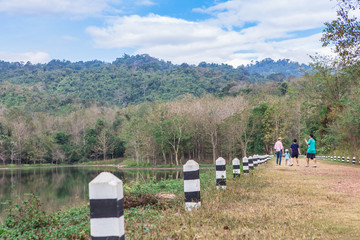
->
[232, 158, 241, 178]
[338, 156, 340, 162]
[331, 156, 333, 161]
[243, 157, 249, 174]
[248, 156, 254, 170]
[352, 157, 356, 165]
[216, 157, 226, 189]
[183, 160, 201, 211]
[254, 155, 258, 168]
[342, 156, 345, 163]
[89, 172, 124, 240]
[346, 157, 350, 163]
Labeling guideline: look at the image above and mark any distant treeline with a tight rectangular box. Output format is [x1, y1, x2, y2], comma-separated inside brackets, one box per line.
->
[0, 55, 310, 113]
[0, 58, 359, 166]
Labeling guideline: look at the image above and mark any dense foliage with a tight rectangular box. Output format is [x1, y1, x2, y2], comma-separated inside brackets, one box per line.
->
[0, 56, 308, 111]
[0, 194, 89, 239]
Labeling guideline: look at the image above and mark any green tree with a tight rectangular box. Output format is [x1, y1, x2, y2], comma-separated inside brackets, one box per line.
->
[321, 0, 360, 64]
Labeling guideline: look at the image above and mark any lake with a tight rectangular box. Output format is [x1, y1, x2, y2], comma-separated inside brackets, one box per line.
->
[0, 166, 182, 224]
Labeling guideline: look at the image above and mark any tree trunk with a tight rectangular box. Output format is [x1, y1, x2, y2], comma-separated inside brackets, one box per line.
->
[162, 151, 167, 165]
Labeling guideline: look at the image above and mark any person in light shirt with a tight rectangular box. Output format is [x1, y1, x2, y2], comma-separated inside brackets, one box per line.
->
[274, 137, 284, 166]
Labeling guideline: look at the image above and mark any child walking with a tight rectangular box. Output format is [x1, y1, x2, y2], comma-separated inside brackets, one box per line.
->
[284, 149, 290, 166]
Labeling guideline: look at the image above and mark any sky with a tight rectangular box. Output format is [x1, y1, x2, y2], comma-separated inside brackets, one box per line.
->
[0, 0, 339, 66]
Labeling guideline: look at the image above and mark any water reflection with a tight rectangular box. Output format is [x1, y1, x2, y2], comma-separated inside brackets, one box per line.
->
[0, 166, 182, 224]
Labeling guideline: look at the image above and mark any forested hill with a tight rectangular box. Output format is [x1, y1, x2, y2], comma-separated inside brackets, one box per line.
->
[0, 54, 310, 113]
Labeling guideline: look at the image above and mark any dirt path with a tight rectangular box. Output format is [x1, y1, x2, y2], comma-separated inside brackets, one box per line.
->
[275, 157, 360, 196]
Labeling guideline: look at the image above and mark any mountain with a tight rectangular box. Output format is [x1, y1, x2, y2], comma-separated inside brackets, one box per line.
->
[0, 55, 311, 113]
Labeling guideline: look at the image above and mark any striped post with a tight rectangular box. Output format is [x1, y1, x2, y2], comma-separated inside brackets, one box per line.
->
[89, 172, 124, 240]
[249, 156, 254, 170]
[347, 157, 350, 163]
[232, 158, 241, 178]
[254, 155, 258, 168]
[342, 156, 345, 163]
[216, 157, 226, 189]
[331, 156, 333, 161]
[183, 160, 201, 211]
[243, 157, 249, 174]
[338, 156, 340, 162]
[352, 157, 356, 165]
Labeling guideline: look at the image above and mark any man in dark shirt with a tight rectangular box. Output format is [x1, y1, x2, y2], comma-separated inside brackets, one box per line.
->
[290, 139, 301, 166]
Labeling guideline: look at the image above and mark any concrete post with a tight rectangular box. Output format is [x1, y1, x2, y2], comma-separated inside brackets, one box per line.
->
[232, 158, 241, 178]
[183, 160, 201, 211]
[89, 172, 124, 240]
[243, 157, 249, 174]
[248, 156, 254, 170]
[216, 157, 226, 189]
[254, 155, 258, 168]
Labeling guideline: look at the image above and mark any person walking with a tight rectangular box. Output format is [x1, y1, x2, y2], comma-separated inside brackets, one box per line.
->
[305, 134, 317, 168]
[284, 149, 290, 166]
[290, 139, 301, 166]
[274, 137, 284, 166]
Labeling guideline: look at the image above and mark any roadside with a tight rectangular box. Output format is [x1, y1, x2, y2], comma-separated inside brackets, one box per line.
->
[2, 157, 360, 239]
[128, 157, 360, 239]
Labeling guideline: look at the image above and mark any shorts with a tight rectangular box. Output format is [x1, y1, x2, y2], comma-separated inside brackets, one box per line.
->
[291, 153, 299, 158]
[306, 153, 316, 159]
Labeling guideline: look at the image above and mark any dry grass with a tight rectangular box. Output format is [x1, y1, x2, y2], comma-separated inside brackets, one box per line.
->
[126, 158, 360, 239]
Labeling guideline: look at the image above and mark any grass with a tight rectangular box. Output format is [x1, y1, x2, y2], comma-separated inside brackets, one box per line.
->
[78, 158, 124, 165]
[2, 158, 360, 239]
[120, 159, 216, 169]
[0, 158, 216, 169]
[0, 163, 58, 169]
[124, 159, 360, 239]
[0, 158, 125, 169]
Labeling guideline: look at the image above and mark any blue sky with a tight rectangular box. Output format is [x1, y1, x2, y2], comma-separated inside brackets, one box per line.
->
[0, 0, 337, 66]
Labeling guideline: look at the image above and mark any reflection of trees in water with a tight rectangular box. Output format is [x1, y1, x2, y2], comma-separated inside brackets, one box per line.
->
[0, 167, 182, 223]
[0, 170, 6, 185]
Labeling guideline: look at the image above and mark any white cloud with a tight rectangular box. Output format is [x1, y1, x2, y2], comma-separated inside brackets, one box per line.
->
[87, 0, 338, 66]
[0, 51, 50, 63]
[0, 0, 117, 16]
[135, 0, 155, 6]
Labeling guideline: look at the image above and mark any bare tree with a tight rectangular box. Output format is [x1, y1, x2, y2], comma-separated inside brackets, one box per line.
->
[10, 118, 31, 165]
[94, 130, 110, 161]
